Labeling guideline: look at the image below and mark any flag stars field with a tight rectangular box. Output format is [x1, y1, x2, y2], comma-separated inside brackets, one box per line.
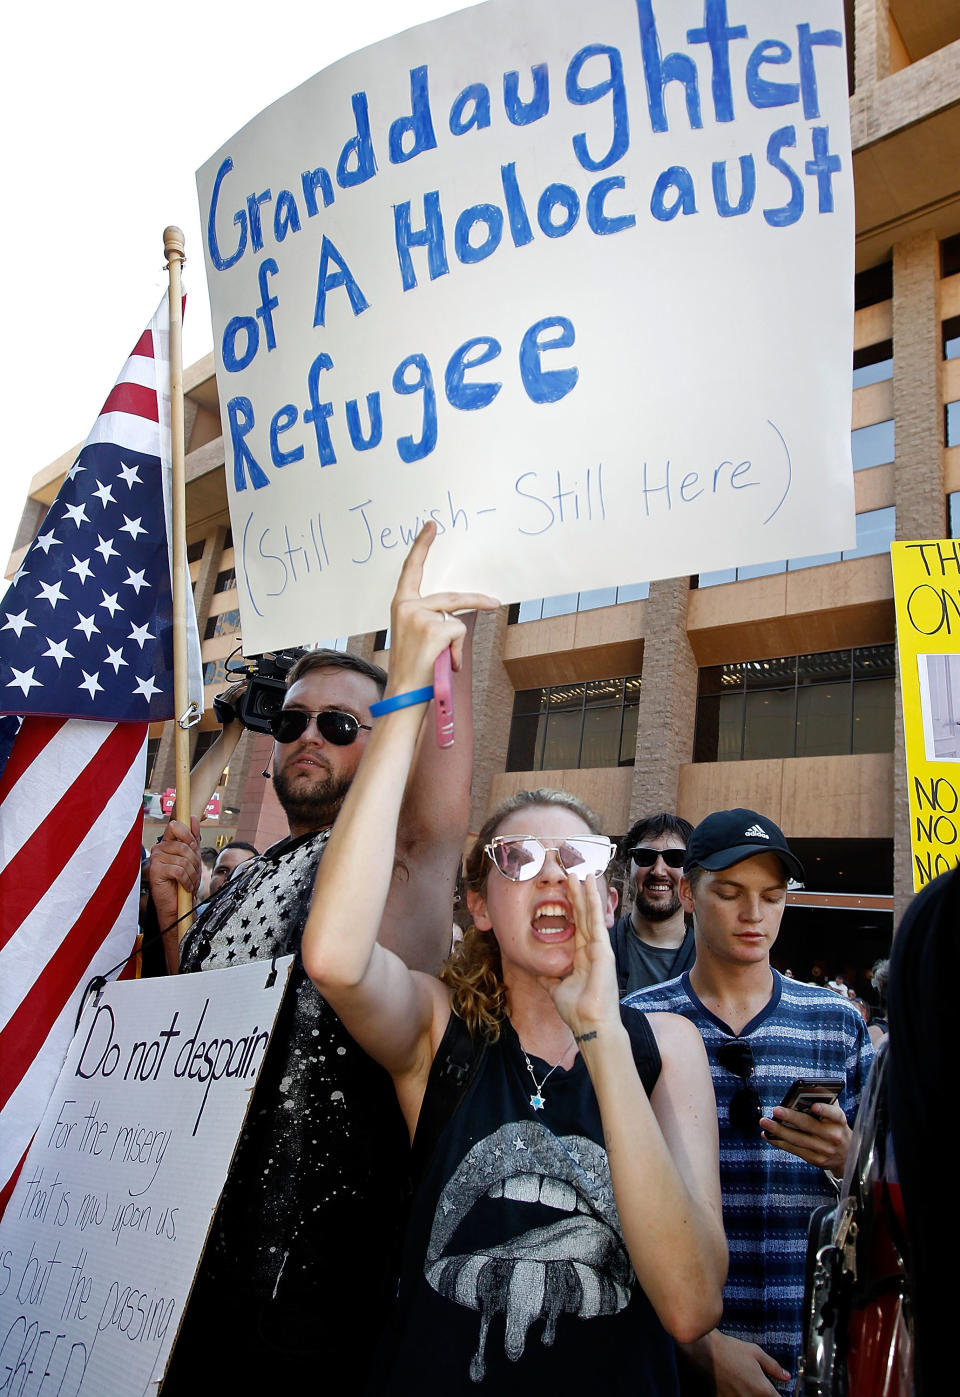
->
[2, 611, 35, 638]
[36, 580, 67, 609]
[0, 427, 172, 721]
[43, 639, 73, 667]
[124, 569, 149, 594]
[133, 675, 161, 701]
[78, 670, 104, 698]
[69, 556, 93, 583]
[75, 613, 100, 640]
[7, 666, 42, 695]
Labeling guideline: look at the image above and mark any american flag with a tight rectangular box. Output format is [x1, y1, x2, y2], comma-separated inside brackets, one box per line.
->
[0, 295, 202, 1210]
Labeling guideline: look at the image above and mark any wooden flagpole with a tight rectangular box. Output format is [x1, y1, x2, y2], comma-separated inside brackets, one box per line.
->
[163, 226, 194, 929]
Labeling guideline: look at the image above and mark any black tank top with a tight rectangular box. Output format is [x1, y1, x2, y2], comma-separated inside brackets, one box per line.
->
[374, 1011, 680, 1394]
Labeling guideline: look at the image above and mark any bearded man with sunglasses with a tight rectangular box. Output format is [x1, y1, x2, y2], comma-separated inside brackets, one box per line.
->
[625, 809, 873, 1397]
[150, 643, 481, 1391]
[611, 813, 696, 995]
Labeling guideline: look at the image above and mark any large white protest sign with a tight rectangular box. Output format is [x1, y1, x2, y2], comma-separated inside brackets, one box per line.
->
[0, 957, 292, 1396]
[198, 0, 855, 651]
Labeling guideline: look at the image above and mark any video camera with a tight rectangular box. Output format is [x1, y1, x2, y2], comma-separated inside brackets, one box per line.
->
[213, 649, 307, 735]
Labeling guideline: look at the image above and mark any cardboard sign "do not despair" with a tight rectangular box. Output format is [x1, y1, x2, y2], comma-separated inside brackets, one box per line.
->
[198, 0, 856, 651]
[0, 958, 292, 1397]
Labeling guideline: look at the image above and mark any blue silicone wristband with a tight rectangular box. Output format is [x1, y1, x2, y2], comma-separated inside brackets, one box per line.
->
[369, 685, 435, 716]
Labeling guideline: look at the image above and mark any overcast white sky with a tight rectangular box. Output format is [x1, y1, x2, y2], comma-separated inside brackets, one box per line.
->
[0, 0, 480, 569]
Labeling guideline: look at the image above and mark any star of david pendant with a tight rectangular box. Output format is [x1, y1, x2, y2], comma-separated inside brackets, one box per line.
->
[530, 1093, 545, 1111]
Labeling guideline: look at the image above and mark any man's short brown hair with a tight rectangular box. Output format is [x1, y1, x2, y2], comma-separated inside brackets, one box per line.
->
[286, 648, 387, 698]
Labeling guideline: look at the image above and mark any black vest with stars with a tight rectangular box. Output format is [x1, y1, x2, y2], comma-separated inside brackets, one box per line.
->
[179, 830, 409, 1305]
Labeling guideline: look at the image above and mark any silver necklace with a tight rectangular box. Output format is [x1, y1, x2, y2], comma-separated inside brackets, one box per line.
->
[521, 1047, 562, 1111]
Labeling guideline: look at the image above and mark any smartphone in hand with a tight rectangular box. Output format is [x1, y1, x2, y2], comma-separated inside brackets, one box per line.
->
[779, 1078, 843, 1113]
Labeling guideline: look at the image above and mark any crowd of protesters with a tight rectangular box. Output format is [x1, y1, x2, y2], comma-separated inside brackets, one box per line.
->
[144, 526, 931, 1395]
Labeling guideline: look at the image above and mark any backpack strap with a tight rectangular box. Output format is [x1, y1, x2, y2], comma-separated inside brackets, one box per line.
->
[620, 1004, 662, 1095]
[610, 916, 630, 998]
[409, 1009, 487, 1189]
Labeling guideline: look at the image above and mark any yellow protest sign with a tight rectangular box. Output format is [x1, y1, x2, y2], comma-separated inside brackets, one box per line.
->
[891, 540, 960, 888]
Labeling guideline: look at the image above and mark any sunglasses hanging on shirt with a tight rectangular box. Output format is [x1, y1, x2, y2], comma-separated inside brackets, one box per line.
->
[716, 1039, 763, 1131]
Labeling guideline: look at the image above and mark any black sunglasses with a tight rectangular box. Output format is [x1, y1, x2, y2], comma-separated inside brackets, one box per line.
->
[716, 1040, 763, 1131]
[629, 846, 686, 869]
[269, 709, 372, 746]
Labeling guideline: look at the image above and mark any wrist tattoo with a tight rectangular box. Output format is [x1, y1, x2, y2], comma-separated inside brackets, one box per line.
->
[574, 1030, 598, 1044]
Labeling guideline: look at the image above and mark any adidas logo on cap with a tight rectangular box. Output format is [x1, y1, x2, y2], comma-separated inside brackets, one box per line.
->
[685, 809, 804, 883]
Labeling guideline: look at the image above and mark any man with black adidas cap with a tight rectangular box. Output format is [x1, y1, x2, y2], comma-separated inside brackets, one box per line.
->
[626, 808, 873, 1396]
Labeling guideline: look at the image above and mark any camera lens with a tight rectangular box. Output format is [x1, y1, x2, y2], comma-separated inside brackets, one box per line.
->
[250, 688, 284, 719]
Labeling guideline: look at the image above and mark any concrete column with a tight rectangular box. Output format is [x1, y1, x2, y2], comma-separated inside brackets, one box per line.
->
[192, 524, 229, 643]
[892, 230, 945, 924]
[628, 577, 698, 824]
[183, 397, 199, 452]
[893, 232, 945, 539]
[469, 607, 516, 831]
[854, 0, 890, 91]
[346, 631, 378, 664]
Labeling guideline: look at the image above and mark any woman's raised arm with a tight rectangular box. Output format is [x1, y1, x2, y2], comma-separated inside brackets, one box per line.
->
[301, 523, 497, 1086]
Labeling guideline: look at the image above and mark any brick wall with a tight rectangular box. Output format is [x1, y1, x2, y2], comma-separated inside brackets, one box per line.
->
[629, 576, 698, 824]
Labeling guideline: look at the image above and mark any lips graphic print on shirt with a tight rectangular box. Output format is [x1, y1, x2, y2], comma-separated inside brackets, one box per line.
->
[376, 1012, 679, 1394]
[426, 1120, 632, 1381]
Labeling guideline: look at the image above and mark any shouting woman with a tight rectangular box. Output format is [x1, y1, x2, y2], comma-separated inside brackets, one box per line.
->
[302, 525, 726, 1393]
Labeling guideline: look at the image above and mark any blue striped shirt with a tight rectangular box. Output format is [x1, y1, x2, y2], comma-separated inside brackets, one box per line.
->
[625, 971, 873, 1385]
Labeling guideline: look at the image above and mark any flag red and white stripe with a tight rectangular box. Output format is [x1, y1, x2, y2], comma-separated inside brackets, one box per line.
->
[0, 297, 201, 1209]
[0, 719, 146, 1211]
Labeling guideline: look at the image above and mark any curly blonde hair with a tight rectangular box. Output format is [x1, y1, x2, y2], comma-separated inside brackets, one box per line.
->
[440, 788, 606, 1041]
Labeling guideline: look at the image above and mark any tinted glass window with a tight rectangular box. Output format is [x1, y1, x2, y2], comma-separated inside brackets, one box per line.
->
[796, 683, 851, 757]
[742, 688, 795, 759]
[695, 646, 895, 762]
[506, 676, 641, 772]
[852, 678, 895, 754]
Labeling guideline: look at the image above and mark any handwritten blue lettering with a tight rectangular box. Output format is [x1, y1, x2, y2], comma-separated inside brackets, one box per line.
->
[515, 465, 606, 535]
[225, 317, 579, 486]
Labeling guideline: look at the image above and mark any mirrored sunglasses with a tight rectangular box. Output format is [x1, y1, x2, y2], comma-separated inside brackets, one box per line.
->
[269, 709, 372, 746]
[485, 835, 615, 883]
[716, 1040, 763, 1131]
[629, 846, 686, 869]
